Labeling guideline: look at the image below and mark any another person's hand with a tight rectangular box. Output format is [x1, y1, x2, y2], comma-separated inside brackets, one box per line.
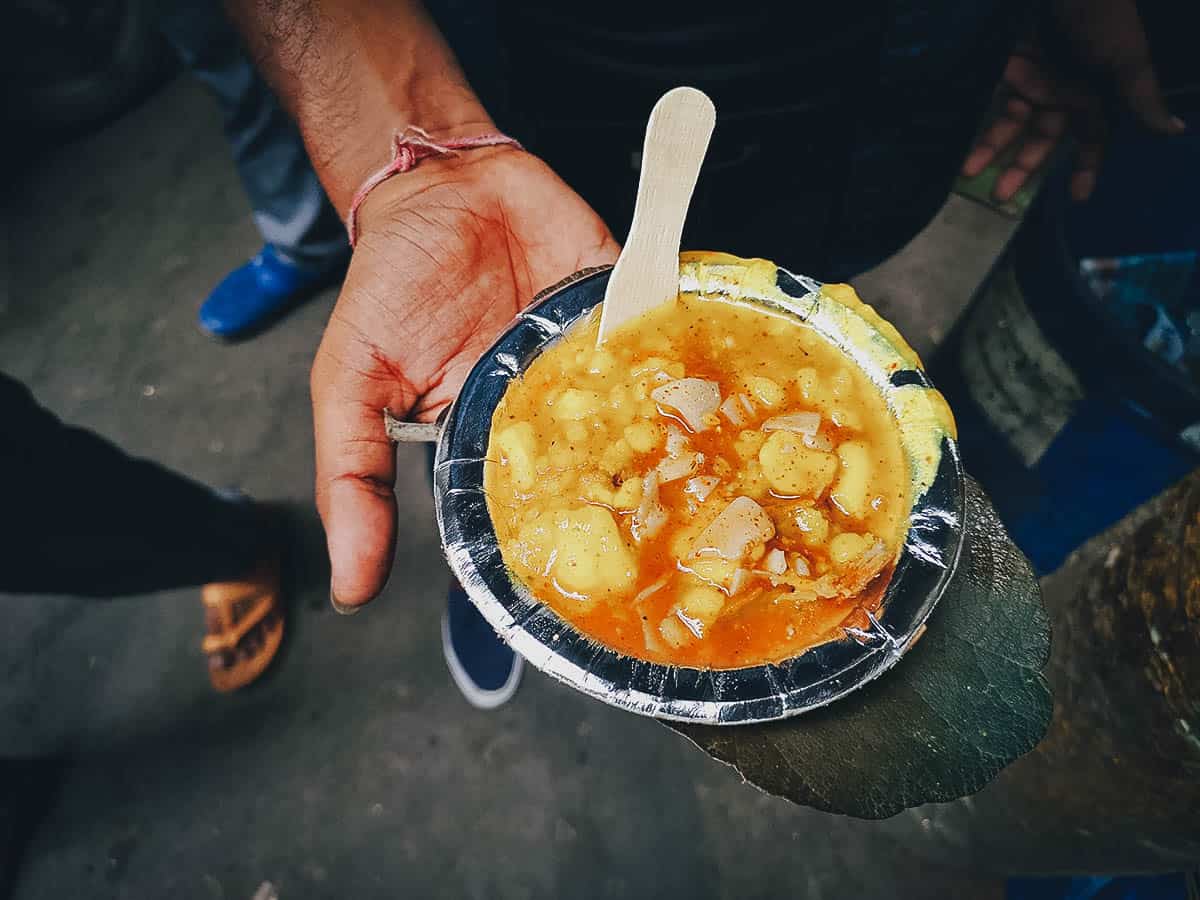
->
[962, 0, 1184, 202]
[311, 147, 619, 611]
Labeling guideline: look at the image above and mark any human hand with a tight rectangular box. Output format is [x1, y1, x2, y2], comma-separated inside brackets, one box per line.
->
[312, 147, 620, 611]
[961, 0, 1184, 202]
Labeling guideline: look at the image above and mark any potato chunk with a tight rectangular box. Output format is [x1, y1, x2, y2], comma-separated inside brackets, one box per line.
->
[829, 531, 873, 565]
[659, 582, 727, 646]
[623, 420, 664, 454]
[831, 441, 872, 517]
[512, 514, 555, 575]
[772, 503, 830, 548]
[599, 438, 634, 476]
[758, 431, 837, 497]
[553, 388, 603, 421]
[828, 406, 862, 431]
[611, 477, 643, 511]
[684, 557, 739, 590]
[795, 367, 820, 401]
[580, 473, 615, 506]
[733, 429, 766, 460]
[746, 375, 785, 408]
[493, 422, 537, 492]
[659, 614, 695, 649]
[588, 350, 617, 376]
[550, 507, 638, 602]
[677, 583, 726, 625]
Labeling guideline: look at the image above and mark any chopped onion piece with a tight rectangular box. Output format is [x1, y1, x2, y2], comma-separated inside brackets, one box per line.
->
[692, 496, 776, 561]
[657, 451, 703, 483]
[719, 394, 747, 427]
[764, 548, 787, 575]
[739, 394, 756, 417]
[675, 607, 705, 639]
[762, 411, 821, 436]
[642, 617, 666, 653]
[792, 554, 811, 577]
[632, 471, 668, 541]
[802, 431, 834, 452]
[652, 378, 721, 432]
[633, 574, 672, 606]
[664, 423, 689, 457]
[684, 475, 720, 503]
[631, 358, 669, 377]
[728, 568, 751, 596]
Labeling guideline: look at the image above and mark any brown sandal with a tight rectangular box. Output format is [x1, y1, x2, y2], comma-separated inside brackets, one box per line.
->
[201, 556, 284, 693]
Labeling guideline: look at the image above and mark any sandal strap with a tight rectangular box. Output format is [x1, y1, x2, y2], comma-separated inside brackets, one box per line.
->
[201, 591, 275, 654]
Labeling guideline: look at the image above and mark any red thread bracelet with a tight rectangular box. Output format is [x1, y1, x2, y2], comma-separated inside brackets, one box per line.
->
[345, 126, 523, 247]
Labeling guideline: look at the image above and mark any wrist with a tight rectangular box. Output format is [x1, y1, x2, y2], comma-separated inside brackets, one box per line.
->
[308, 100, 499, 214]
[348, 130, 523, 246]
[226, 0, 504, 215]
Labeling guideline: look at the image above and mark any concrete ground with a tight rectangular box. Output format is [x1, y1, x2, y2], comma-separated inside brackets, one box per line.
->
[1, 77, 1014, 900]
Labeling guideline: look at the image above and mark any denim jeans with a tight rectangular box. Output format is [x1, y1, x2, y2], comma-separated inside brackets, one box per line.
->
[157, 0, 347, 269]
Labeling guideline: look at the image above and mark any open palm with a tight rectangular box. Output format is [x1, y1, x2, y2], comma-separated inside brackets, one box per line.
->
[311, 148, 619, 610]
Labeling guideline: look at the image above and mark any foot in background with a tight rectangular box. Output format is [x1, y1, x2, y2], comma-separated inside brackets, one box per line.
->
[442, 582, 523, 709]
[198, 245, 347, 340]
[203, 551, 285, 693]
[201, 492, 287, 693]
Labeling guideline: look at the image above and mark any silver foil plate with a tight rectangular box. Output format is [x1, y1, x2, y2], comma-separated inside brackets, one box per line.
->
[433, 262, 965, 724]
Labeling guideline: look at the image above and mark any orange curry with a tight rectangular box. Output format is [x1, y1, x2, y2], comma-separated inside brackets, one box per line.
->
[483, 290, 910, 668]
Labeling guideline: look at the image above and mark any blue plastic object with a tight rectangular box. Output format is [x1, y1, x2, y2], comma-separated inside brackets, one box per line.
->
[198, 244, 345, 339]
[1007, 874, 1189, 900]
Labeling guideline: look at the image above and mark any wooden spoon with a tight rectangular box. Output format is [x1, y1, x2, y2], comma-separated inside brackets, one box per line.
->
[597, 86, 716, 344]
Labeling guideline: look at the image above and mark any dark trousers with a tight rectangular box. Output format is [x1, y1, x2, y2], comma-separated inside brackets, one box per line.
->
[0, 373, 264, 597]
[501, 0, 1030, 280]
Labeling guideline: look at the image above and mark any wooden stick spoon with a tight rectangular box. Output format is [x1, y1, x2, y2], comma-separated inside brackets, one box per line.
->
[597, 86, 716, 344]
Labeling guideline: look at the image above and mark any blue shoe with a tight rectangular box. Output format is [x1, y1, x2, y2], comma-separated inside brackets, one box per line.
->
[198, 245, 346, 339]
[441, 583, 523, 709]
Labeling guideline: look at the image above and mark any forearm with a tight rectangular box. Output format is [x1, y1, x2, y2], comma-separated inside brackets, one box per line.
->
[225, 0, 493, 215]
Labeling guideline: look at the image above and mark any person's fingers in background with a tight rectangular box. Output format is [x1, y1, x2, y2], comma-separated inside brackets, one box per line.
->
[961, 49, 1104, 202]
[963, 0, 1186, 204]
[1112, 53, 1186, 136]
[1001, 52, 1060, 105]
[1053, 0, 1185, 138]
[960, 52, 1078, 202]
[1067, 106, 1107, 201]
[998, 106, 1067, 198]
[961, 96, 1034, 180]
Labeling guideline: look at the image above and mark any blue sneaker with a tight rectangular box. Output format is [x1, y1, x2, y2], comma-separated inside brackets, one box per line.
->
[198, 245, 346, 340]
[441, 583, 523, 709]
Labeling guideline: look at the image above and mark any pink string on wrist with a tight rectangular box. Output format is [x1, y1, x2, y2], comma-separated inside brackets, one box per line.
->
[345, 126, 523, 247]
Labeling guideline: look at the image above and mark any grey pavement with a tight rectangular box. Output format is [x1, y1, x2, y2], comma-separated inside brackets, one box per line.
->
[1, 77, 1012, 900]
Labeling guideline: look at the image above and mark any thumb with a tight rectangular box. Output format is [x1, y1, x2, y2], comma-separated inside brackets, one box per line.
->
[1114, 57, 1186, 135]
[310, 323, 417, 614]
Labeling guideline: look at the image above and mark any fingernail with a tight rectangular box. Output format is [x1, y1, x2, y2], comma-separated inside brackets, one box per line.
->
[1170, 115, 1187, 134]
[330, 588, 362, 616]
